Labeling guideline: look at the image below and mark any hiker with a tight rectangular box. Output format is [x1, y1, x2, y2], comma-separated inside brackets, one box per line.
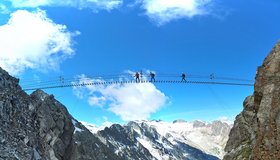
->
[135, 72, 140, 83]
[181, 72, 186, 82]
[210, 73, 215, 80]
[150, 72, 155, 82]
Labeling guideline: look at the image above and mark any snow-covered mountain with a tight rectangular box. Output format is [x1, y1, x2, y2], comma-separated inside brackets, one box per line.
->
[82, 120, 232, 160]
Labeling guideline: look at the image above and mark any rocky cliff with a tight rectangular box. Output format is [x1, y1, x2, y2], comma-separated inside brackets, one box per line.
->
[0, 67, 120, 160]
[224, 40, 280, 159]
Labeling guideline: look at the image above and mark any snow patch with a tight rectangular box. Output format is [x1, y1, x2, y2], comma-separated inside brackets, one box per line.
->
[71, 119, 84, 133]
[80, 121, 114, 134]
[137, 138, 161, 160]
[134, 120, 230, 159]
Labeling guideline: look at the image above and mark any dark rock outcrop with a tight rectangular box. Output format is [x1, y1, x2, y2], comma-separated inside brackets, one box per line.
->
[224, 40, 280, 159]
[0, 67, 120, 160]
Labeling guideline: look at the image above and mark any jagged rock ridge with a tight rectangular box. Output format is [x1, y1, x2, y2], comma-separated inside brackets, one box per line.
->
[0, 67, 120, 160]
[224, 40, 280, 159]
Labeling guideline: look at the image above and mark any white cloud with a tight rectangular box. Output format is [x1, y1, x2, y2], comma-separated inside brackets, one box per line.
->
[73, 74, 168, 121]
[139, 0, 213, 25]
[7, 0, 122, 11]
[0, 4, 10, 14]
[0, 9, 78, 75]
[88, 96, 106, 106]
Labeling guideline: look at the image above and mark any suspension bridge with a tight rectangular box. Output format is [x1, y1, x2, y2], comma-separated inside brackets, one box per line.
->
[20, 73, 255, 91]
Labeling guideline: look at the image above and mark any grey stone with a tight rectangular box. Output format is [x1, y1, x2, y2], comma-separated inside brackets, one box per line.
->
[224, 40, 280, 159]
[0, 67, 120, 160]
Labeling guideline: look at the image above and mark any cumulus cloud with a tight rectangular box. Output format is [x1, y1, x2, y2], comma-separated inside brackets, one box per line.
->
[0, 4, 10, 14]
[73, 74, 168, 121]
[6, 0, 122, 11]
[3, 0, 216, 25]
[0, 9, 78, 75]
[139, 0, 213, 25]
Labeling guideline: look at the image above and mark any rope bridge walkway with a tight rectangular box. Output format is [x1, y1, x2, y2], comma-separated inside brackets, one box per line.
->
[22, 78, 254, 91]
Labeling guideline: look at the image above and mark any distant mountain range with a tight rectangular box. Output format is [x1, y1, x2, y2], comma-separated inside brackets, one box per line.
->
[81, 119, 232, 159]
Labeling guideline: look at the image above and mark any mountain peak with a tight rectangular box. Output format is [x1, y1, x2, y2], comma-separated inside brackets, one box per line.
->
[173, 119, 187, 123]
[30, 89, 50, 101]
[94, 119, 228, 160]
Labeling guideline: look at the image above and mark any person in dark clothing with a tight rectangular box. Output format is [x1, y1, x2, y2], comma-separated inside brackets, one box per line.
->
[181, 72, 186, 82]
[135, 72, 140, 83]
[150, 72, 155, 82]
[210, 73, 215, 80]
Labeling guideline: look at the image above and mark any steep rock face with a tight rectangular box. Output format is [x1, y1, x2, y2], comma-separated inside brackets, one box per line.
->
[0, 67, 119, 160]
[223, 96, 257, 159]
[97, 123, 156, 160]
[70, 120, 121, 160]
[30, 90, 75, 160]
[0, 68, 36, 159]
[224, 40, 280, 159]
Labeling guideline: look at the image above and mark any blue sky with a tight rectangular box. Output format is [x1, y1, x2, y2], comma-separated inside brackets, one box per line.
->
[0, 0, 279, 126]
